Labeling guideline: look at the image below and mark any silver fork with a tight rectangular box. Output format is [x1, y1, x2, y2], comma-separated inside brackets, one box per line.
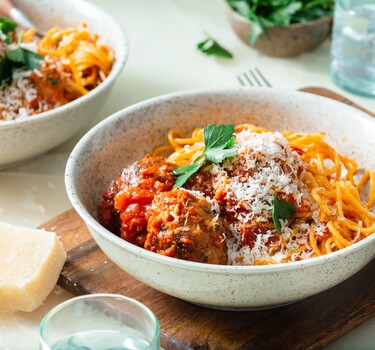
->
[237, 68, 272, 87]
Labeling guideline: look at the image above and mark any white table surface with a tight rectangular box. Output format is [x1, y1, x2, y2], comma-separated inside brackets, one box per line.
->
[1, 0, 375, 349]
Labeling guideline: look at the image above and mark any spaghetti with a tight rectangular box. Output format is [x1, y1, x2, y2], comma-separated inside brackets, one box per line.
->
[38, 23, 114, 95]
[151, 124, 375, 265]
[0, 21, 114, 121]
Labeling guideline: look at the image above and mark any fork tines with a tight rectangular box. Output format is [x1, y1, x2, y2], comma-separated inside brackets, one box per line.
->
[238, 68, 272, 88]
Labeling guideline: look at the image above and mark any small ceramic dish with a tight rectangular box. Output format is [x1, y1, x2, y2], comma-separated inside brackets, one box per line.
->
[65, 88, 375, 310]
[0, 0, 128, 168]
[225, 3, 332, 57]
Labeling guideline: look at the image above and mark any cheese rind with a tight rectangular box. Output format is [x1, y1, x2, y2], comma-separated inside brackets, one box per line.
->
[0, 221, 66, 312]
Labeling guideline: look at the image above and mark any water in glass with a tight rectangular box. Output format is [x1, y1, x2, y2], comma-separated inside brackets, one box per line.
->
[50, 329, 151, 350]
[330, 0, 375, 97]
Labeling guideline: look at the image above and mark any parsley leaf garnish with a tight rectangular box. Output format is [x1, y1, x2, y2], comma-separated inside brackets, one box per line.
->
[172, 161, 204, 189]
[0, 17, 17, 44]
[197, 37, 233, 59]
[0, 31, 43, 88]
[0, 57, 19, 88]
[6, 45, 43, 70]
[6, 31, 43, 70]
[272, 194, 296, 235]
[172, 124, 238, 188]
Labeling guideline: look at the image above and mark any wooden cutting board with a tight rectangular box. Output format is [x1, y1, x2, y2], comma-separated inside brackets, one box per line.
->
[39, 87, 375, 350]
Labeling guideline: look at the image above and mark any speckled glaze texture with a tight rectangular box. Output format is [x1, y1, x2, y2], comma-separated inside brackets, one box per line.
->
[65, 88, 375, 310]
[0, 0, 128, 168]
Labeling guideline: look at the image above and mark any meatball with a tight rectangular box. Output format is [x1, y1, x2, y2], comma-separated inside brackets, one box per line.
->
[98, 155, 177, 246]
[145, 188, 229, 264]
[185, 164, 230, 209]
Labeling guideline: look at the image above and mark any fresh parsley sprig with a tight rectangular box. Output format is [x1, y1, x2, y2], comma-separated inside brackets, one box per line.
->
[272, 194, 296, 234]
[7, 31, 43, 70]
[197, 37, 234, 59]
[0, 17, 17, 44]
[0, 30, 43, 88]
[172, 124, 238, 188]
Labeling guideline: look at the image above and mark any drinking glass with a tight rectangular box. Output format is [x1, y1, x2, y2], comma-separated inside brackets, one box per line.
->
[330, 0, 375, 97]
[39, 294, 160, 350]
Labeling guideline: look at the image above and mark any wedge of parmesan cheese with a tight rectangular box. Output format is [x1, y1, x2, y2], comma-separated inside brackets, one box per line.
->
[0, 221, 66, 312]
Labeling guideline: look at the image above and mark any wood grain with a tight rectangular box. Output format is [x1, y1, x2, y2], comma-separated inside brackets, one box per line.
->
[299, 86, 375, 118]
[39, 88, 375, 350]
[39, 209, 375, 350]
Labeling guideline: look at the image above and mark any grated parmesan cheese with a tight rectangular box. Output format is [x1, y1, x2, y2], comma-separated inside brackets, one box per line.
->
[226, 131, 308, 216]
[199, 130, 322, 265]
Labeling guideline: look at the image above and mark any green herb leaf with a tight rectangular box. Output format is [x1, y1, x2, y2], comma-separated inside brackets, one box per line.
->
[0, 31, 44, 88]
[0, 58, 19, 88]
[225, 135, 236, 148]
[6, 35, 43, 71]
[248, 17, 265, 45]
[203, 124, 236, 151]
[271, 2, 303, 26]
[0, 16, 17, 34]
[197, 37, 233, 59]
[272, 194, 296, 234]
[49, 77, 58, 85]
[205, 146, 238, 163]
[0, 17, 17, 44]
[172, 161, 204, 188]
[173, 124, 237, 188]
[227, 0, 252, 18]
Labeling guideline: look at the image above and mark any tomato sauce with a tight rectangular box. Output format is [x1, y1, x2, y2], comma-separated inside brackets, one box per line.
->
[98, 155, 176, 246]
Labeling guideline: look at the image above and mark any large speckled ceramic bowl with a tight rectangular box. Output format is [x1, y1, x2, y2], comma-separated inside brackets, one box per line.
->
[65, 88, 375, 310]
[0, 0, 128, 168]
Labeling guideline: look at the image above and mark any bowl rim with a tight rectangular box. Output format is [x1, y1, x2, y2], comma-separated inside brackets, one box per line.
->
[226, 1, 332, 30]
[0, 0, 129, 129]
[65, 87, 375, 274]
